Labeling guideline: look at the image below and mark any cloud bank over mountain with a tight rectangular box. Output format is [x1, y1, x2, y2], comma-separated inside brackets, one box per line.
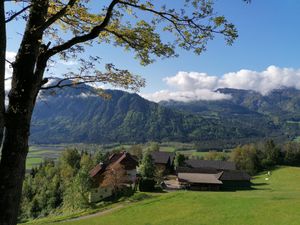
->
[5, 51, 300, 104]
[143, 66, 300, 102]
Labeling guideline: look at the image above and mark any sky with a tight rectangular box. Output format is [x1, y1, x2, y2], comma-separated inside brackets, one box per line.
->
[5, 0, 300, 102]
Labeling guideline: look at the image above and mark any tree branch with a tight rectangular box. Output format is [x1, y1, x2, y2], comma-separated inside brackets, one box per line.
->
[119, 1, 192, 24]
[45, 0, 119, 59]
[117, 1, 210, 47]
[5, 4, 31, 23]
[41, 80, 94, 90]
[103, 28, 143, 50]
[118, 1, 213, 34]
[37, 0, 77, 32]
[40, 75, 109, 90]
[5, 59, 12, 65]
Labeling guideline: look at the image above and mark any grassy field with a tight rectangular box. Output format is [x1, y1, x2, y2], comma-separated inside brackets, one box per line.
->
[24, 166, 300, 225]
[26, 145, 66, 169]
[25, 142, 219, 169]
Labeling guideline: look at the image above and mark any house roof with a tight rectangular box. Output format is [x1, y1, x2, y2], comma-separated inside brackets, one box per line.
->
[185, 159, 236, 171]
[176, 167, 218, 174]
[150, 151, 175, 165]
[178, 172, 223, 185]
[90, 151, 138, 178]
[109, 152, 137, 169]
[89, 163, 105, 178]
[219, 170, 251, 181]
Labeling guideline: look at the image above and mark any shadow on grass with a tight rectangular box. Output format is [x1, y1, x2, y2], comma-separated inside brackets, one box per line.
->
[220, 181, 270, 192]
[250, 182, 271, 190]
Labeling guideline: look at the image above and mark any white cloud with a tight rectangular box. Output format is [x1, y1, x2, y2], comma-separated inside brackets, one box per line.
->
[164, 71, 218, 91]
[143, 66, 300, 102]
[5, 79, 11, 92]
[218, 66, 300, 94]
[142, 89, 231, 102]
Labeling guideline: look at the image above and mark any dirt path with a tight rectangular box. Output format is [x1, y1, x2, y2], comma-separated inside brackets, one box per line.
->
[65, 204, 125, 222]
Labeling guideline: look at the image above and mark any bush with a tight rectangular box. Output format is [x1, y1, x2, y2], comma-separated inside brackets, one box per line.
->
[129, 192, 151, 202]
[139, 178, 156, 192]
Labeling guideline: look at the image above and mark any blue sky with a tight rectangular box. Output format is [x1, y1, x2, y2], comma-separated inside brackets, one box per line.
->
[5, 0, 300, 101]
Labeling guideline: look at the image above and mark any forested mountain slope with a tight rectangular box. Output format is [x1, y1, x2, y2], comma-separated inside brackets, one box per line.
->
[30, 83, 281, 145]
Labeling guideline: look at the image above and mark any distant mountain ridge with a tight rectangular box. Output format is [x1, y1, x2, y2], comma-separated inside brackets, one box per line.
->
[162, 87, 300, 120]
[30, 82, 300, 148]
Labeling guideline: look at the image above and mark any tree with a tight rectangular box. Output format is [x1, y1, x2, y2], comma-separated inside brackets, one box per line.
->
[138, 151, 156, 191]
[260, 140, 281, 168]
[93, 150, 110, 165]
[231, 144, 259, 175]
[138, 152, 155, 179]
[174, 153, 186, 168]
[101, 164, 127, 195]
[63, 166, 93, 209]
[58, 148, 81, 179]
[148, 142, 160, 152]
[204, 151, 229, 161]
[129, 144, 143, 161]
[0, 0, 239, 223]
[283, 142, 300, 166]
[20, 160, 63, 220]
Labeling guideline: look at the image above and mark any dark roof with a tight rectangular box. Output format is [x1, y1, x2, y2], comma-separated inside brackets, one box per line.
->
[219, 170, 251, 181]
[150, 151, 175, 165]
[178, 172, 223, 184]
[185, 159, 236, 171]
[176, 167, 218, 174]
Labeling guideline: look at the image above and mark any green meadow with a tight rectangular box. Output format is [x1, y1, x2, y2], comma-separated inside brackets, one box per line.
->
[24, 166, 300, 225]
[26, 145, 66, 169]
[25, 142, 214, 169]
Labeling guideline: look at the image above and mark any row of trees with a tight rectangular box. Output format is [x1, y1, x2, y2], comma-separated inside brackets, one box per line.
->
[231, 140, 300, 175]
[20, 149, 98, 221]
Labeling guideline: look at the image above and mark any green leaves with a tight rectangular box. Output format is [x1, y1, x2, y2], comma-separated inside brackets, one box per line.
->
[138, 152, 156, 179]
[43, 0, 238, 67]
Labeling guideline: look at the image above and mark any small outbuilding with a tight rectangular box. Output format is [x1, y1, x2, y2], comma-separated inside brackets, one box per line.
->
[219, 170, 252, 189]
[175, 159, 251, 191]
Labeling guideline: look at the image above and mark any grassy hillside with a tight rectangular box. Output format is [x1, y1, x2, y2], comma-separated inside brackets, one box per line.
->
[24, 167, 300, 225]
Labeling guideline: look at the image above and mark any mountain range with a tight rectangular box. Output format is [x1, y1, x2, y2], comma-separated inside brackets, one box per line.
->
[30, 81, 300, 149]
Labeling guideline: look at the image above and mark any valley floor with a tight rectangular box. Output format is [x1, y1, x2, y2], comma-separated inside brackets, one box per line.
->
[23, 167, 300, 225]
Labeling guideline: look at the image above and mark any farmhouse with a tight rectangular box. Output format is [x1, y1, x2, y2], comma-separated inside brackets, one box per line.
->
[175, 159, 251, 190]
[177, 172, 223, 191]
[150, 151, 175, 174]
[89, 151, 138, 203]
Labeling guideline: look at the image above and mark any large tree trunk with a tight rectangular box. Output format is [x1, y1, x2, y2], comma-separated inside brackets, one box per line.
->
[0, 1, 49, 224]
[0, 117, 30, 225]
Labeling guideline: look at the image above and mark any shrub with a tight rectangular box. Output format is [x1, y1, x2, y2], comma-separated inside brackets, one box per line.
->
[129, 192, 151, 202]
[139, 178, 156, 192]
